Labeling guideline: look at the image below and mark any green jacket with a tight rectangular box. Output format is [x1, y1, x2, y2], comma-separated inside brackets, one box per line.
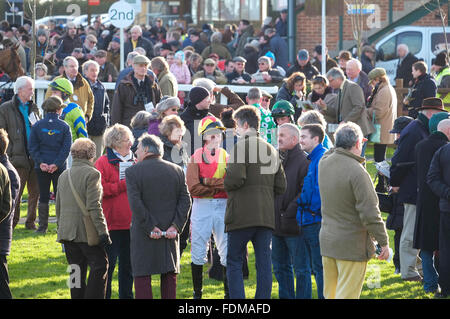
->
[62, 101, 88, 141]
[157, 70, 178, 97]
[224, 133, 286, 232]
[0, 95, 41, 170]
[318, 147, 389, 262]
[56, 159, 109, 244]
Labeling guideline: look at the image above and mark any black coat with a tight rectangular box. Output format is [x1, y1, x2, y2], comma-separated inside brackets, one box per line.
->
[273, 145, 309, 236]
[286, 61, 319, 80]
[179, 103, 212, 156]
[413, 132, 448, 251]
[0, 154, 20, 256]
[408, 73, 437, 109]
[385, 193, 404, 231]
[86, 79, 109, 137]
[428, 143, 450, 213]
[390, 114, 429, 204]
[395, 53, 419, 87]
[124, 36, 155, 62]
[244, 46, 259, 75]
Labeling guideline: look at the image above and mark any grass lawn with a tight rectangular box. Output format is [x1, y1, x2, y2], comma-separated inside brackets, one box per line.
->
[7, 143, 444, 299]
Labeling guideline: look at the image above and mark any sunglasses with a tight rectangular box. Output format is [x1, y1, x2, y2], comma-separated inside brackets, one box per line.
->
[262, 98, 271, 102]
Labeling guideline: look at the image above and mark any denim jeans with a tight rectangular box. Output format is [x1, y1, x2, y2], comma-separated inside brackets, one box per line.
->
[105, 230, 134, 299]
[297, 222, 324, 299]
[271, 234, 302, 299]
[226, 227, 273, 299]
[419, 250, 439, 293]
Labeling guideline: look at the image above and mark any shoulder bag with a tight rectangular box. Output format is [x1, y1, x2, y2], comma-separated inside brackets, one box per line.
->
[67, 170, 100, 246]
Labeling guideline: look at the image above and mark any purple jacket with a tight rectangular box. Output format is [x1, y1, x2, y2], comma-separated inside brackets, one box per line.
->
[148, 118, 161, 135]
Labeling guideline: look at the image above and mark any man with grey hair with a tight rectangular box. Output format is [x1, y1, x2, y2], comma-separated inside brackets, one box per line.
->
[345, 59, 371, 101]
[319, 122, 390, 299]
[272, 123, 309, 299]
[116, 51, 157, 90]
[82, 60, 110, 160]
[323, 67, 374, 147]
[45, 56, 94, 122]
[0, 76, 40, 230]
[124, 25, 154, 64]
[125, 133, 191, 299]
[396, 43, 419, 87]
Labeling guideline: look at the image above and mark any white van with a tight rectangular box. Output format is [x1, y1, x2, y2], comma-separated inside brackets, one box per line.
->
[374, 26, 450, 85]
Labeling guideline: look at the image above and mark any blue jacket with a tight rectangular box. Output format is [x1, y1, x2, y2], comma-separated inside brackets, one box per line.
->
[86, 78, 109, 136]
[28, 112, 72, 170]
[269, 34, 289, 72]
[297, 143, 326, 226]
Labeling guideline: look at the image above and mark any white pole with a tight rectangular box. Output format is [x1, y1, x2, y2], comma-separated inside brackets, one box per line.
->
[120, 27, 124, 71]
[321, 0, 326, 75]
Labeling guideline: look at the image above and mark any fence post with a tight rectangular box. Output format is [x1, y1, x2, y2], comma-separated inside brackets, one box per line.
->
[395, 79, 405, 118]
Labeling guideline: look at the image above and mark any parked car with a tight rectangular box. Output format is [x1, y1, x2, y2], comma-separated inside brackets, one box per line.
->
[73, 14, 110, 27]
[36, 15, 75, 28]
[374, 26, 450, 85]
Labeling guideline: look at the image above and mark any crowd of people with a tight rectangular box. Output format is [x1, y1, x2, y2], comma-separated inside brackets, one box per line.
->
[0, 11, 450, 300]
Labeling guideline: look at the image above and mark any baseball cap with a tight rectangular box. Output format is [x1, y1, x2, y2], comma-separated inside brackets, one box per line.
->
[297, 49, 309, 61]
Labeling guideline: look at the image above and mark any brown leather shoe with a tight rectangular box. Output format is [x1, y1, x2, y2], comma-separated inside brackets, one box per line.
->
[403, 275, 423, 282]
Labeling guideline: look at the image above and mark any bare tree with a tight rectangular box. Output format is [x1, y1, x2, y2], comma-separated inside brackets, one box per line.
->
[345, 0, 366, 59]
[422, 0, 449, 61]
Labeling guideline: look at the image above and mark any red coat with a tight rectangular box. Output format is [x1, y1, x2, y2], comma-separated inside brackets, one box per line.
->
[95, 153, 133, 231]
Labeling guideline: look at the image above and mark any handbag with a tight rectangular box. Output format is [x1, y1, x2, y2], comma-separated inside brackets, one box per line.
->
[377, 192, 394, 214]
[369, 111, 381, 143]
[67, 170, 100, 246]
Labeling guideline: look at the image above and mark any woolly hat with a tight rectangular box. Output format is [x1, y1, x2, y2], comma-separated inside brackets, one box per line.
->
[156, 96, 181, 114]
[264, 51, 276, 62]
[433, 51, 448, 67]
[429, 112, 450, 133]
[189, 86, 210, 106]
[174, 50, 185, 63]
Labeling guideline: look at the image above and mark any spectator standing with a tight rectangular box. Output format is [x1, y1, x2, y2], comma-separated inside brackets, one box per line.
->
[126, 134, 191, 299]
[264, 28, 289, 72]
[275, 9, 288, 37]
[192, 58, 227, 84]
[55, 22, 82, 61]
[95, 50, 118, 83]
[312, 45, 338, 73]
[413, 113, 450, 294]
[224, 106, 287, 299]
[28, 96, 71, 234]
[95, 124, 135, 299]
[319, 122, 390, 299]
[82, 60, 110, 160]
[0, 129, 18, 300]
[323, 67, 375, 139]
[226, 56, 252, 84]
[277, 72, 307, 122]
[158, 115, 189, 168]
[432, 51, 450, 105]
[427, 119, 450, 298]
[286, 50, 319, 80]
[366, 68, 397, 192]
[243, 40, 260, 75]
[297, 110, 334, 150]
[111, 54, 162, 128]
[190, 30, 207, 55]
[345, 58, 372, 102]
[0, 76, 40, 230]
[45, 56, 94, 122]
[390, 97, 447, 282]
[130, 111, 151, 154]
[403, 61, 437, 119]
[272, 123, 309, 299]
[235, 20, 254, 58]
[246, 88, 276, 145]
[107, 37, 121, 72]
[151, 57, 178, 97]
[124, 25, 154, 64]
[147, 96, 181, 135]
[395, 44, 419, 88]
[56, 138, 111, 299]
[201, 32, 232, 61]
[360, 45, 375, 75]
[296, 124, 327, 299]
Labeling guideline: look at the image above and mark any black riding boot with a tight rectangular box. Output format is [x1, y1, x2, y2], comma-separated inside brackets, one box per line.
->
[191, 263, 203, 299]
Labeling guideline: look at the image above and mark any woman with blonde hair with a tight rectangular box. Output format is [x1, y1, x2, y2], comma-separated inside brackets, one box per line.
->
[94, 124, 136, 299]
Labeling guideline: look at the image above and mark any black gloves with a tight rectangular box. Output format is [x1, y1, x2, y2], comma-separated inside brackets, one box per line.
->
[98, 233, 112, 248]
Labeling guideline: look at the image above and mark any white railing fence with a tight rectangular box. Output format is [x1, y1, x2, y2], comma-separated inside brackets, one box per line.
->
[1, 81, 279, 115]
